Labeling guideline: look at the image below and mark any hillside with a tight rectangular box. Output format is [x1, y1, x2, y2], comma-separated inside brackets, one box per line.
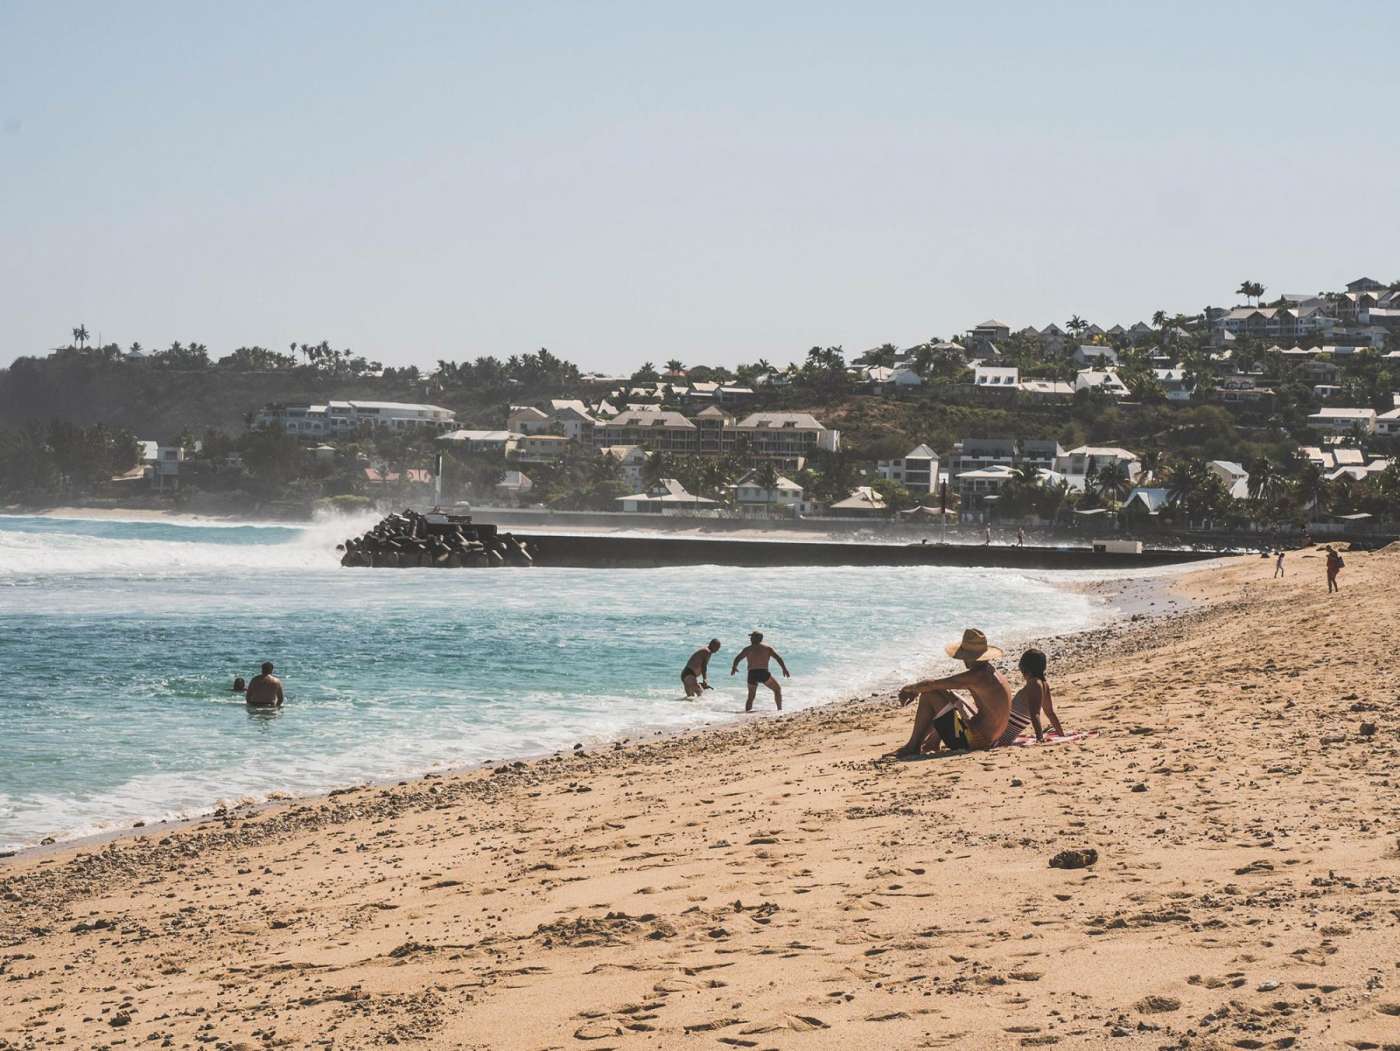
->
[0, 359, 483, 441]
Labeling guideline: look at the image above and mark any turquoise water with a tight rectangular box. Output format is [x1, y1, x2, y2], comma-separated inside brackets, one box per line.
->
[0, 513, 1103, 851]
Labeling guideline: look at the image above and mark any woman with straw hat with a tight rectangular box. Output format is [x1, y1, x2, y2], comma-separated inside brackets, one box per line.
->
[888, 628, 1014, 756]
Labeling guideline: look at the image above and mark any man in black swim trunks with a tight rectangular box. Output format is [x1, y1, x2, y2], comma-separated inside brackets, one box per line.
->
[682, 639, 722, 697]
[731, 631, 790, 712]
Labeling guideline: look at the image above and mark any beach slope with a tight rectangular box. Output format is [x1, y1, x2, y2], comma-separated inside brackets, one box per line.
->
[2, 549, 1398, 1049]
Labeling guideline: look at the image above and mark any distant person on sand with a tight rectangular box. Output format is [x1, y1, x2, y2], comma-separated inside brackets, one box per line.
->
[984, 525, 992, 546]
[1017, 527, 1025, 547]
[231, 676, 247, 695]
[889, 629, 1012, 756]
[681, 639, 721, 697]
[245, 662, 285, 708]
[1325, 546, 1343, 592]
[1274, 550, 1285, 578]
[731, 631, 789, 712]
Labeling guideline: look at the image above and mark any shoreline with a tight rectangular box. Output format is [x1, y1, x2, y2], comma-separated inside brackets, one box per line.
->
[1, 561, 1163, 862]
[4, 549, 1398, 1048]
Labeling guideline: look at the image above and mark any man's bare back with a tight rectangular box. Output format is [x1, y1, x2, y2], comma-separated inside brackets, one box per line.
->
[245, 667, 284, 708]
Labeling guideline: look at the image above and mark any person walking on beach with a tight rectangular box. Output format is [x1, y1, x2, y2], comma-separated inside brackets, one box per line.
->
[731, 631, 790, 711]
[1325, 546, 1343, 593]
[1274, 550, 1285, 578]
[682, 639, 721, 697]
[245, 662, 285, 708]
[889, 628, 1012, 756]
[984, 524, 992, 546]
[1016, 527, 1025, 547]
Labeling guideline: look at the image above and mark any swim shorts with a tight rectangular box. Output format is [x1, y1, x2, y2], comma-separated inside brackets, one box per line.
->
[932, 707, 970, 751]
[747, 669, 772, 685]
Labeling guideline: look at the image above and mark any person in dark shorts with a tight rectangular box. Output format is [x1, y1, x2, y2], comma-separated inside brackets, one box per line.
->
[731, 631, 790, 712]
[681, 639, 722, 697]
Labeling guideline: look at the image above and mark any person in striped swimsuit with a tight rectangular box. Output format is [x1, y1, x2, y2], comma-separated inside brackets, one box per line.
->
[995, 648, 1064, 746]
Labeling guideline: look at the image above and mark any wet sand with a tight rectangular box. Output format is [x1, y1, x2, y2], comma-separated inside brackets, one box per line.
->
[2, 548, 1398, 1049]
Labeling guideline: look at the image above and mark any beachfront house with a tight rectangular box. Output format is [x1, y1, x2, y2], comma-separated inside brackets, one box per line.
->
[732, 470, 807, 517]
[876, 444, 938, 496]
[825, 486, 888, 518]
[615, 478, 719, 515]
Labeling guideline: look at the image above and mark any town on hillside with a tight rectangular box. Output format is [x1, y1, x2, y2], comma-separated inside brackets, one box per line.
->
[3, 276, 1399, 542]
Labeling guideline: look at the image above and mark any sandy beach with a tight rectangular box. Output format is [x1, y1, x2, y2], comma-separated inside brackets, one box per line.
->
[3, 549, 1399, 1050]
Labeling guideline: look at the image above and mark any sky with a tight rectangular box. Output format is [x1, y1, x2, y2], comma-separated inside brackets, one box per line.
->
[1, 1, 1396, 373]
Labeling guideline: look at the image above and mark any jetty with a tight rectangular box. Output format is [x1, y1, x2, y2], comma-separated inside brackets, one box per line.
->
[339, 511, 1224, 570]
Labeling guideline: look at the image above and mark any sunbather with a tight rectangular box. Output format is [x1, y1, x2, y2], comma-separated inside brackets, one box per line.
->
[890, 628, 1012, 755]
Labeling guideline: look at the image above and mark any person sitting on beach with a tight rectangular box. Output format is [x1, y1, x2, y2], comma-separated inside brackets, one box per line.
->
[245, 662, 284, 708]
[231, 676, 247, 695]
[1011, 648, 1063, 743]
[890, 629, 1012, 756]
[731, 631, 790, 712]
[682, 639, 721, 697]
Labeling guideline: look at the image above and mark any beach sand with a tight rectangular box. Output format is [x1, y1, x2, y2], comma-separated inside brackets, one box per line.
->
[2, 549, 1399, 1049]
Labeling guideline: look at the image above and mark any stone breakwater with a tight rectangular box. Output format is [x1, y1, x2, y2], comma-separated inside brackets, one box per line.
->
[337, 509, 534, 568]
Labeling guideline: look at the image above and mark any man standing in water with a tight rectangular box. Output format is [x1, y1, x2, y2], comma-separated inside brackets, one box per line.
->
[731, 631, 790, 711]
[681, 639, 722, 697]
[245, 661, 285, 708]
[889, 628, 1012, 755]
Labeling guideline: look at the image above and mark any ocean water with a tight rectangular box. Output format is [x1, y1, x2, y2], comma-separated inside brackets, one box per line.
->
[0, 513, 1105, 852]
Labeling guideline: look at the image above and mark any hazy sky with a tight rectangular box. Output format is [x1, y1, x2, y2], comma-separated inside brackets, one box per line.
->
[2, 1, 1396, 372]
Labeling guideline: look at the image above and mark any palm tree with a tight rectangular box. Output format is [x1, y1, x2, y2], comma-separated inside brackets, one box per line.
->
[1293, 461, 1326, 514]
[665, 358, 685, 374]
[72, 324, 89, 349]
[1138, 448, 1164, 483]
[1165, 459, 1210, 525]
[1245, 456, 1282, 504]
[1151, 310, 1167, 329]
[754, 459, 781, 517]
[1235, 280, 1266, 306]
[641, 451, 670, 490]
[1096, 462, 1133, 508]
[1067, 315, 1087, 338]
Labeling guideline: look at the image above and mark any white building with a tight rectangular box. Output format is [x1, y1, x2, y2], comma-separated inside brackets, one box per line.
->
[1072, 345, 1120, 368]
[1376, 408, 1400, 437]
[437, 429, 520, 454]
[877, 444, 938, 495]
[1075, 368, 1131, 398]
[256, 400, 455, 436]
[506, 406, 551, 434]
[599, 445, 648, 488]
[616, 478, 719, 514]
[1055, 446, 1142, 491]
[732, 470, 806, 516]
[973, 365, 1020, 389]
[1307, 407, 1377, 436]
[1208, 460, 1251, 500]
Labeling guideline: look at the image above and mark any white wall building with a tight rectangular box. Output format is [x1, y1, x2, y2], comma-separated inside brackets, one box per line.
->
[877, 444, 938, 495]
[257, 400, 455, 436]
[1307, 407, 1377, 436]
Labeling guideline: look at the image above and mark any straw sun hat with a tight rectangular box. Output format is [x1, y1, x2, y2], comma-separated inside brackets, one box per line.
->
[945, 628, 1004, 662]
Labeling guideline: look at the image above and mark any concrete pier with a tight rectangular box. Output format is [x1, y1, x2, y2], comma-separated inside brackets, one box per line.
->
[516, 533, 1227, 570]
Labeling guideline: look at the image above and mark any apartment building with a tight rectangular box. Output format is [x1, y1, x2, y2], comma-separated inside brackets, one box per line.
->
[256, 400, 456, 435]
[876, 444, 938, 496]
[591, 410, 700, 454]
[1307, 407, 1377, 436]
